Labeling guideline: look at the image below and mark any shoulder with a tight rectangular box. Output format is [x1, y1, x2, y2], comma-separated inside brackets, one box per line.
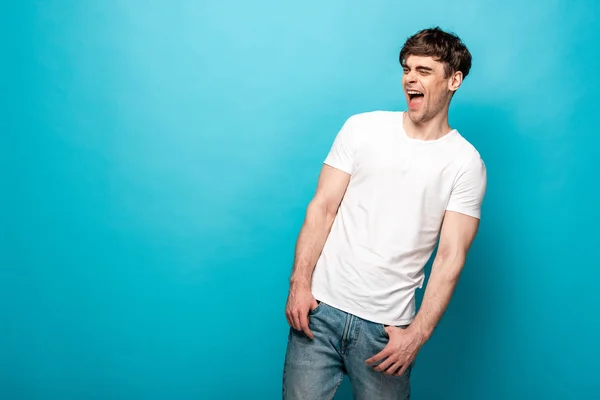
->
[449, 132, 486, 170]
[340, 110, 401, 145]
[440, 132, 487, 193]
[343, 110, 401, 128]
[447, 136, 487, 197]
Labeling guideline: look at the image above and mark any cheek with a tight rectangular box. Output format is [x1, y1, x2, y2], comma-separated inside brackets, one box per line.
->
[427, 83, 447, 101]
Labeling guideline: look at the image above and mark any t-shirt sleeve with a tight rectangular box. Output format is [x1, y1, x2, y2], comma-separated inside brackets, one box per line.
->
[323, 116, 356, 175]
[446, 152, 487, 219]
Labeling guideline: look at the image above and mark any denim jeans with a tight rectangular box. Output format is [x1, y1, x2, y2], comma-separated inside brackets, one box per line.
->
[282, 301, 412, 399]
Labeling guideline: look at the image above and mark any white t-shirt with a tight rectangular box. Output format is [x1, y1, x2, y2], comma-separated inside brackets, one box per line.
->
[311, 110, 487, 326]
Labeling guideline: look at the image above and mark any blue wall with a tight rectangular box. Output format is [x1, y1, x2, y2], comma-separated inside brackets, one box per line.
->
[2, 1, 599, 399]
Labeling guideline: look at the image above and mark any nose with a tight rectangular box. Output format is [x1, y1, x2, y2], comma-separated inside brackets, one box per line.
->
[405, 70, 417, 83]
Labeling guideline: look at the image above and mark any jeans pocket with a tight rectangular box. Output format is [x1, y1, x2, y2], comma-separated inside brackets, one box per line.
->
[379, 323, 409, 338]
[308, 300, 322, 315]
[379, 324, 389, 338]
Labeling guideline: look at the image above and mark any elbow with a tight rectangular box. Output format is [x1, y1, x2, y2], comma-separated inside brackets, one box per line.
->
[305, 199, 338, 230]
[434, 247, 467, 279]
[436, 238, 470, 263]
[436, 246, 463, 262]
[323, 206, 338, 228]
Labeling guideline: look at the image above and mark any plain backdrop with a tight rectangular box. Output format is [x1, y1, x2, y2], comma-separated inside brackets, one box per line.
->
[2, 0, 599, 399]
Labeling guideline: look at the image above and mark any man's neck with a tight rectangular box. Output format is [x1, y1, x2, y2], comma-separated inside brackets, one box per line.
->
[403, 111, 452, 141]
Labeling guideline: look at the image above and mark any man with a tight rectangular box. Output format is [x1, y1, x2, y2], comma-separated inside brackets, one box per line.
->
[282, 27, 487, 399]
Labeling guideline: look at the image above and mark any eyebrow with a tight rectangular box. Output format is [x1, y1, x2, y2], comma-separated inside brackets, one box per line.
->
[403, 63, 433, 71]
[412, 65, 433, 72]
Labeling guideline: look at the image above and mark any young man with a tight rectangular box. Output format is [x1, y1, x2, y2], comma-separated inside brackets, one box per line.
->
[282, 27, 487, 399]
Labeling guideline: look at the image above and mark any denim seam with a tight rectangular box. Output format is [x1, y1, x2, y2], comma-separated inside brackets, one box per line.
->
[329, 372, 344, 400]
[340, 315, 352, 354]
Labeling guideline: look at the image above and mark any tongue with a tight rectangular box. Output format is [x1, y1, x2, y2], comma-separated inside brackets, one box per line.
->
[409, 95, 424, 109]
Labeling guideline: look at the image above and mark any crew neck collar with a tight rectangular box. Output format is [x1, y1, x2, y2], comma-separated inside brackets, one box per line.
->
[399, 111, 457, 144]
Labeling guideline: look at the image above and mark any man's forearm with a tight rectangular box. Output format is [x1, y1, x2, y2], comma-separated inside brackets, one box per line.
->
[289, 200, 335, 288]
[410, 250, 466, 340]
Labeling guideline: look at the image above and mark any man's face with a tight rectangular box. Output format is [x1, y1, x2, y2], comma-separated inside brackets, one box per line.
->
[402, 55, 460, 123]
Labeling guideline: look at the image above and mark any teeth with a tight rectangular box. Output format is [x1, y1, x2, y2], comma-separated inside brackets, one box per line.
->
[407, 90, 423, 95]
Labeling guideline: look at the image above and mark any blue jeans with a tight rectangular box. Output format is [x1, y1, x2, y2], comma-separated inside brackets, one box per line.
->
[282, 301, 412, 399]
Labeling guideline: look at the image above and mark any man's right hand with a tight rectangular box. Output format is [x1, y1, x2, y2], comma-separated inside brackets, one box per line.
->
[285, 283, 319, 339]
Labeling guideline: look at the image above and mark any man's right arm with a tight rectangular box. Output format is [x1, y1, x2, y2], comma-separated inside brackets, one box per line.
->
[285, 164, 350, 338]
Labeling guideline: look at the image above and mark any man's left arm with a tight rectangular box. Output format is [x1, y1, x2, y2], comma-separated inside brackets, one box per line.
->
[366, 211, 480, 376]
[409, 210, 480, 341]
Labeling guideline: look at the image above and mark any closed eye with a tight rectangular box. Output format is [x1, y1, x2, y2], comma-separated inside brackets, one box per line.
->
[404, 65, 434, 75]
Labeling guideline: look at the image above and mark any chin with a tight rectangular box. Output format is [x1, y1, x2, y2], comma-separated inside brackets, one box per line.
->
[406, 109, 426, 123]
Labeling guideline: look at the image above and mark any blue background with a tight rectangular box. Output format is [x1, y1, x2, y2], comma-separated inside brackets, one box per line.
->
[2, 1, 598, 399]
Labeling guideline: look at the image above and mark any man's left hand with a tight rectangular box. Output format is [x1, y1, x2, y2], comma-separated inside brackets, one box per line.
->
[365, 325, 427, 376]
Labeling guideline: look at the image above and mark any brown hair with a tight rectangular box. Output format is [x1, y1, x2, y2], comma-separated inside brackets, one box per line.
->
[399, 27, 472, 79]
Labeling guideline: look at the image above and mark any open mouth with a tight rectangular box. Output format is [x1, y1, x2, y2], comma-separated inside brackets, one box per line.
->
[406, 90, 424, 109]
[407, 90, 424, 100]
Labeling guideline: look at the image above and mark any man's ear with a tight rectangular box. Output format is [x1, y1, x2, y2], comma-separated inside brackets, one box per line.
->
[448, 70, 463, 93]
